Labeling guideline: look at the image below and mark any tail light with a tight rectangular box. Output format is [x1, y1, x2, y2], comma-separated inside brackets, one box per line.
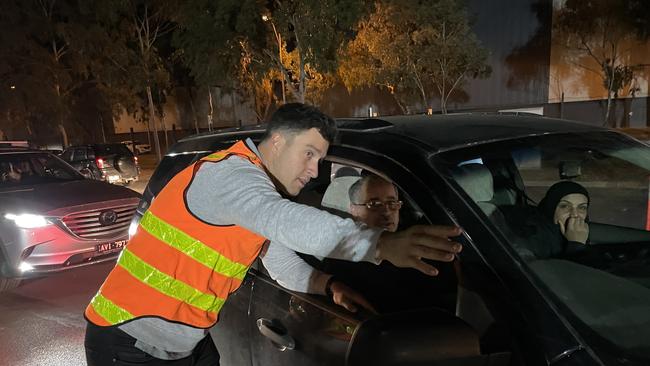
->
[95, 158, 104, 169]
[134, 156, 139, 165]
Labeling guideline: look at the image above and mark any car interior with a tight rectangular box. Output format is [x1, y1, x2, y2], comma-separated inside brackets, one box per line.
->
[280, 159, 513, 366]
[441, 142, 650, 363]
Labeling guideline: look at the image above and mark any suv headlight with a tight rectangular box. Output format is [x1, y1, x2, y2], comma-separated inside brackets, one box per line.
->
[4, 213, 53, 229]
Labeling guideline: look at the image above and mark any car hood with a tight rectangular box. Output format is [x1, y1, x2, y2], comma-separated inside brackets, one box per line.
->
[0, 179, 141, 216]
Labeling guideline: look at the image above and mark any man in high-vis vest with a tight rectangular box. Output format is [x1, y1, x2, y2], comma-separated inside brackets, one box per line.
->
[84, 103, 463, 365]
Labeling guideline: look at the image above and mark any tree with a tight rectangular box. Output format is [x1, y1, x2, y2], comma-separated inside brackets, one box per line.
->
[554, 0, 648, 126]
[96, 0, 177, 160]
[338, 0, 490, 114]
[0, 0, 98, 143]
[266, 0, 366, 104]
[173, 0, 275, 121]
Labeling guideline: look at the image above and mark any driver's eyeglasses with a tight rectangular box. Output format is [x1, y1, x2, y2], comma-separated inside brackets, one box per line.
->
[352, 200, 403, 211]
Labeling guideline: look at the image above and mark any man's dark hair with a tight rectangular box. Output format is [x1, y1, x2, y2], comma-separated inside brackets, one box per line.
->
[262, 103, 337, 143]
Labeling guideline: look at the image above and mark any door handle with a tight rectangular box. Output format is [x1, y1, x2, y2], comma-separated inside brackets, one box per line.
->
[256, 318, 295, 351]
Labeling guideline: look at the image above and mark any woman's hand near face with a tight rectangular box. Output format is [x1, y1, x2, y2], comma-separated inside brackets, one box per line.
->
[560, 217, 589, 244]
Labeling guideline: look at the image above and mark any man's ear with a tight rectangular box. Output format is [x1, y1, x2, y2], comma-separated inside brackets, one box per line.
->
[271, 132, 285, 152]
[349, 204, 359, 217]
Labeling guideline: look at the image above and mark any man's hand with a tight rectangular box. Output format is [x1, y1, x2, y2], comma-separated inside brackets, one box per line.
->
[329, 281, 378, 314]
[376, 225, 462, 276]
[560, 217, 589, 244]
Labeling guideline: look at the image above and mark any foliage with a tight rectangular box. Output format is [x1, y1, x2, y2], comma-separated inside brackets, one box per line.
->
[269, 0, 367, 103]
[338, 0, 490, 114]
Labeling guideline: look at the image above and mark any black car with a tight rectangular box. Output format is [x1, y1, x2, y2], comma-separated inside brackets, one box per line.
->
[132, 114, 650, 366]
[61, 143, 139, 185]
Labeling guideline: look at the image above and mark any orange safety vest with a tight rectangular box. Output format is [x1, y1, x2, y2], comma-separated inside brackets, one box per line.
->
[85, 141, 267, 329]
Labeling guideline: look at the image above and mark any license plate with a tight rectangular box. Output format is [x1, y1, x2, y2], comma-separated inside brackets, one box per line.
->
[108, 175, 120, 183]
[96, 239, 127, 254]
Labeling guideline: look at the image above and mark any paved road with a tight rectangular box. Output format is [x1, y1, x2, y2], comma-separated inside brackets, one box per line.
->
[0, 262, 114, 366]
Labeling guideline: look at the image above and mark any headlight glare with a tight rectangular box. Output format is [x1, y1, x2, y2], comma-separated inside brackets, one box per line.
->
[4, 213, 52, 229]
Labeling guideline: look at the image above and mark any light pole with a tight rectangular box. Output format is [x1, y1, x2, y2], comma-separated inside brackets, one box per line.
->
[262, 15, 286, 104]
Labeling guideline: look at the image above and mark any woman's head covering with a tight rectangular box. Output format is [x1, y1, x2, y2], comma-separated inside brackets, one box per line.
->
[537, 181, 589, 219]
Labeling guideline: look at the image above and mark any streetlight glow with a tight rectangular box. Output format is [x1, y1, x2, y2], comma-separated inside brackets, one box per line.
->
[261, 14, 286, 104]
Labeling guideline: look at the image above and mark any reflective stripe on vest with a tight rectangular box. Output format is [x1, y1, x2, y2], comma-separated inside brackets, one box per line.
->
[85, 140, 267, 328]
[138, 210, 248, 280]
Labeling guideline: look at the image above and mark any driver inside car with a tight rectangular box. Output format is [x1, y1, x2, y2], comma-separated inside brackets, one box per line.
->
[0, 162, 22, 183]
[262, 172, 456, 314]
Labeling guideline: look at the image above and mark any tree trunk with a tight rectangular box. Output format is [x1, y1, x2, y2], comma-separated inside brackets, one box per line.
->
[146, 85, 162, 161]
[604, 91, 613, 127]
[230, 88, 239, 126]
[187, 87, 200, 134]
[58, 124, 68, 148]
[160, 111, 168, 151]
[207, 87, 215, 131]
[392, 95, 407, 115]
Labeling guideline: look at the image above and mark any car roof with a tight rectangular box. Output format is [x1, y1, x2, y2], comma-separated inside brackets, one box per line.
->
[172, 113, 606, 155]
[337, 113, 607, 152]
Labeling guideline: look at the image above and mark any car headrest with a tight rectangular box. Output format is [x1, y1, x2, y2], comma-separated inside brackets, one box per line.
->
[321, 176, 361, 213]
[452, 163, 494, 203]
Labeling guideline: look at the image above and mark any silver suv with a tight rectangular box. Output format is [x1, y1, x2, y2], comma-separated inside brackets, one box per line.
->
[0, 149, 141, 291]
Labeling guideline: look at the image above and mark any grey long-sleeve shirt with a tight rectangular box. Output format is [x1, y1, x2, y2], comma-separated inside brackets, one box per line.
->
[119, 139, 382, 359]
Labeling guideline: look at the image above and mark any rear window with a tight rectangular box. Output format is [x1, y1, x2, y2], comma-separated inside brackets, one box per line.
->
[94, 144, 133, 156]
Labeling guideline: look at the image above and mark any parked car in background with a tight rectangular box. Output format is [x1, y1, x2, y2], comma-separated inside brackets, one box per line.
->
[132, 114, 650, 366]
[121, 140, 152, 155]
[0, 147, 141, 291]
[61, 143, 140, 185]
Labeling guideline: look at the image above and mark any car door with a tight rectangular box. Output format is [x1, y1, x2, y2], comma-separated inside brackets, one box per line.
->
[248, 266, 358, 366]
[210, 272, 256, 366]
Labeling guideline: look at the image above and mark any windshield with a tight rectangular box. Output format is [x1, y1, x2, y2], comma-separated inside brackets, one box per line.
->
[436, 131, 650, 361]
[0, 152, 83, 187]
[93, 144, 133, 156]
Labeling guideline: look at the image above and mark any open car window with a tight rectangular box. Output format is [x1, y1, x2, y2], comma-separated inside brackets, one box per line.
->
[291, 159, 456, 315]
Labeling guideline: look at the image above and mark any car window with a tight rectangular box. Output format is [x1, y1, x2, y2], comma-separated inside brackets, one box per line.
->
[93, 144, 133, 156]
[72, 148, 87, 161]
[0, 153, 83, 186]
[60, 148, 73, 161]
[146, 153, 206, 198]
[435, 131, 650, 360]
[86, 148, 95, 159]
[291, 160, 456, 314]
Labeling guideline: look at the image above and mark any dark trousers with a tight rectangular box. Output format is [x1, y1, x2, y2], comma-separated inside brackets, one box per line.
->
[85, 322, 220, 366]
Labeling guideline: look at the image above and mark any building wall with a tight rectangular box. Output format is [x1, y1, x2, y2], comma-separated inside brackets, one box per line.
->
[455, 0, 553, 110]
[113, 87, 259, 134]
